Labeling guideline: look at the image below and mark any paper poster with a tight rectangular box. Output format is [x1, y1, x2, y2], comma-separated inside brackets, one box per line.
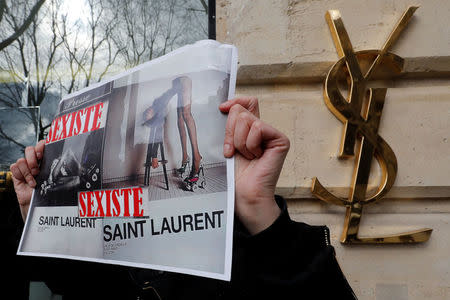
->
[18, 40, 237, 281]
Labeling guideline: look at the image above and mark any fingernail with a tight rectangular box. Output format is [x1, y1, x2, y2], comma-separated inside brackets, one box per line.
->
[219, 101, 230, 108]
[223, 143, 232, 156]
[28, 178, 36, 187]
[36, 152, 42, 159]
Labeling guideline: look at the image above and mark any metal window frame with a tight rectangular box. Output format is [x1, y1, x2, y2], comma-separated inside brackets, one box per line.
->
[208, 0, 216, 40]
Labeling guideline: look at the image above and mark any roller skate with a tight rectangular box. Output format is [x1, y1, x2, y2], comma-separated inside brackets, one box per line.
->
[82, 164, 100, 189]
[184, 165, 206, 191]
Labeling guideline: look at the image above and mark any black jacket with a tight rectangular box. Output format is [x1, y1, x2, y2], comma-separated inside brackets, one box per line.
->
[6, 194, 356, 299]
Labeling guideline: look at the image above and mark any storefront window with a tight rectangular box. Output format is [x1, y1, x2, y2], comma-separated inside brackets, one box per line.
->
[0, 0, 212, 171]
[0, 107, 39, 170]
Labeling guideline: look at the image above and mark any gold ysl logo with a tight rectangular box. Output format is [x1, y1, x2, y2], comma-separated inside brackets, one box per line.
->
[312, 7, 432, 244]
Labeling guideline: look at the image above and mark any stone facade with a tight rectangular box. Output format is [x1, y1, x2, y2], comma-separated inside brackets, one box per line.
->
[217, 1, 450, 299]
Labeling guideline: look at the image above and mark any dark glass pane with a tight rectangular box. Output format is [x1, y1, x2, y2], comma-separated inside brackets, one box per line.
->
[0, 107, 39, 170]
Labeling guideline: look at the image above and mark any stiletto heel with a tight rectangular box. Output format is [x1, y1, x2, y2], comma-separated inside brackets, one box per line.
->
[177, 156, 190, 176]
[199, 165, 206, 189]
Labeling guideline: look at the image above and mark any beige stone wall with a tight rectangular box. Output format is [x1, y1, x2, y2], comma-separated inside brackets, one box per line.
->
[217, 1, 450, 299]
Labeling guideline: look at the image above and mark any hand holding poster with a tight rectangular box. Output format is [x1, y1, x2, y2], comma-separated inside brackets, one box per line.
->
[18, 40, 237, 281]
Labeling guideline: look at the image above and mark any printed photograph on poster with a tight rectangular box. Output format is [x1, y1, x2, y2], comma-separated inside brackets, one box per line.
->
[102, 71, 230, 199]
[33, 129, 104, 207]
[18, 40, 237, 281]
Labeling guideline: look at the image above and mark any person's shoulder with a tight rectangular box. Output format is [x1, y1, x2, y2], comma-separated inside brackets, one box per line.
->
[274, 195, 331, 250]
[290, 221, 331, 249]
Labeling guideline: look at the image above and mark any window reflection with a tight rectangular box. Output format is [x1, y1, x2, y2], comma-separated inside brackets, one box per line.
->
[0, 0, 210, 170]
[0, 107, 39, 170]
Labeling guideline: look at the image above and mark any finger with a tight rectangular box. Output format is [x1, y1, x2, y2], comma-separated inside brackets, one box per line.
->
[15, 158, 36, 187]
[25, 146, 39, 176]
[234, 112, 257, 160]
[219, 97, 260, 117]
[35, 140, 45, 160]
[223, 104, 246, 157]
[258, 123, 290, 154]
[219, 97, 260, 118]
[246, 120, 265, 158]
[10, 162, 25, 183]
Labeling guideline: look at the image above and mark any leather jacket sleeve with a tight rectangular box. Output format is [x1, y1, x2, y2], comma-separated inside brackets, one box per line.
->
[227, 195, 357, 299]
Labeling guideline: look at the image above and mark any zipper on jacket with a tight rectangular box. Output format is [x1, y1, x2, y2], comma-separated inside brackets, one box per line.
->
[323, 226, 331, 247]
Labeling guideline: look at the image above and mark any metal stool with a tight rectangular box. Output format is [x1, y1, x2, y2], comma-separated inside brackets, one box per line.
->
[144, 142, 169, 190]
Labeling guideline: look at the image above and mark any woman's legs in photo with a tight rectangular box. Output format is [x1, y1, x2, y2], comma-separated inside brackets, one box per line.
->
[182, 104, 202, 175]
[176, 76, 202, 177]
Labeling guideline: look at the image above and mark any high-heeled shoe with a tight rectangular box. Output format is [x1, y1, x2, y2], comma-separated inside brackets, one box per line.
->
[177, 156, 190, 176]
[184, 164, 206, 191]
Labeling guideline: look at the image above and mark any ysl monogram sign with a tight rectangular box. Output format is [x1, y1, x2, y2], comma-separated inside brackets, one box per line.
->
[312, 7, 433, 244]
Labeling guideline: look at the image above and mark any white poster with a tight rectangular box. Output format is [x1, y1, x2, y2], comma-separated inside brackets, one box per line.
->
[18, 40, 237, 281]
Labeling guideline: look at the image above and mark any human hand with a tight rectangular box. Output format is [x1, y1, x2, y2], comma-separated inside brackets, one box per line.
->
[219, 97, 290, 235]
[10, 140, 45, 221]
[143, 107, 155, 123]
[152, 157, 159, 169]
